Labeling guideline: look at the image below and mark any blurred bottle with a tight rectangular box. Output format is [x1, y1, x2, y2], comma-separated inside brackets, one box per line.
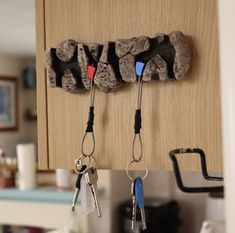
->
[0, 146, 17, 189]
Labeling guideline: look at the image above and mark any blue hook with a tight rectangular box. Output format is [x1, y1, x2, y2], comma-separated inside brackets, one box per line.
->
[135, 61, 145, 76]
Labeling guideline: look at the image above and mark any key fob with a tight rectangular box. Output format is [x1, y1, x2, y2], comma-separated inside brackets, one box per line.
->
[135, 176, 145, 209]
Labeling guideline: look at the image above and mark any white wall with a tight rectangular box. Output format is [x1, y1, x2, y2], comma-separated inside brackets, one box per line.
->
[0, 55, 37, 157]
[218, 2, 235, 233]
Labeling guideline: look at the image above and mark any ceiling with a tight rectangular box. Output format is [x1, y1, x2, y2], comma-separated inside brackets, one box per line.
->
[0, 0, 35, 57]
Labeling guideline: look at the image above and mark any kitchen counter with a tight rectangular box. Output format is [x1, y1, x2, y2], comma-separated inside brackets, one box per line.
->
[0, 187, 87, 231]
[0, 187, 73, 203]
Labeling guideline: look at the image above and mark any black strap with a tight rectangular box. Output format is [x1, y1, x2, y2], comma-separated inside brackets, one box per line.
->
[86, 106, 95, 132]
[75, 165, 87, 189]
[134, 109, 142, 134]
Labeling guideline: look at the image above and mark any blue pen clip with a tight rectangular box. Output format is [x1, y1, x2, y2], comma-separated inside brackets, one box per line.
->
[136, 61, 145, 76]
[135, 176, 145, 209]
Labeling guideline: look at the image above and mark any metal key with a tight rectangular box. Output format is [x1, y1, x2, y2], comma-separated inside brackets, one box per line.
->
[131, 179, 137, 231]
[71, 165, 87, 211]
[85, 167, 101, 217]
[135, 176, 147, 230]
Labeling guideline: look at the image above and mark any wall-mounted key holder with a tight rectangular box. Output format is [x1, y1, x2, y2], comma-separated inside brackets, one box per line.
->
[44, 31, 192, 94]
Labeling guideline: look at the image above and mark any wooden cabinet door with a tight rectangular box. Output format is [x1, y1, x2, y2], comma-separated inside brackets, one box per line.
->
[36, 0, 222, 171]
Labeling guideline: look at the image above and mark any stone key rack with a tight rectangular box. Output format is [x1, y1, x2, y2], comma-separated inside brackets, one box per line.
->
[44, 31, 192, 93]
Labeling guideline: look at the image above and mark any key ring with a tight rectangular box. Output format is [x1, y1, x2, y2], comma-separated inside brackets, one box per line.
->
[126, 159, 148, 181]
[81, 131, 95, 156]
[74, 154, 90, 174]
[132, 133, 143, 162]
[74, 154, 97, 174]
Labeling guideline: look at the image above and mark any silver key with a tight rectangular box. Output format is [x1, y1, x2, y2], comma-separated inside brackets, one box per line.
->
[72, 189, 79, 211]
[72, 165, 87, 211]
[140, 209, 147, 230]
[131, 180, 137, 231]
[85, 167, 101, 217]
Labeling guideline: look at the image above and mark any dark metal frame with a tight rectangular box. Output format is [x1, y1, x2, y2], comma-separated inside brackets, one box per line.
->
[169, 148, 223, 193]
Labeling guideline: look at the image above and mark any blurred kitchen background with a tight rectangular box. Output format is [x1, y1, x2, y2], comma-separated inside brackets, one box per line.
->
[0, 1, 224, 233]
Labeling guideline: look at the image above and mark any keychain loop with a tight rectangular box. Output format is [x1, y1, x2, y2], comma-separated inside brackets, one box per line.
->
[81, 77, 96, 156]
[132, 75, 144, 162]
[81, 131, 95, 156]
[132, 133, 143, 162]
[126, 159, 148, 181]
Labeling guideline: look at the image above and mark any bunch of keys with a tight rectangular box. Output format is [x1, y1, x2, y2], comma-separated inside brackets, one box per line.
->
[72, 157, 101, 217]
[131, 176, 147, 231]
[71, 65, 101, 217]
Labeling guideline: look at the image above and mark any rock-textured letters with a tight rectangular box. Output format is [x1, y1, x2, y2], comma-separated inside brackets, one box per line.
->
[44, 31, 191, 94]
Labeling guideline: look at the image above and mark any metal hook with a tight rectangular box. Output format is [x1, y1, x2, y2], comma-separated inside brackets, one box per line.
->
[131, 74, 144, 162]
[74, 66, 97, 175]
[90, 79, 95, 107]
[81, 78, 96, 156]
[136, 77, 143, 110]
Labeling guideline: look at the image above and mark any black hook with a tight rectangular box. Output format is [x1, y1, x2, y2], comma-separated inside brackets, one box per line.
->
[169, 148, 223, 193]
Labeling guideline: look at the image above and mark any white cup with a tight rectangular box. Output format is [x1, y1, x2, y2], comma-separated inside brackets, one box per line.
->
[56, 169, 71, 190]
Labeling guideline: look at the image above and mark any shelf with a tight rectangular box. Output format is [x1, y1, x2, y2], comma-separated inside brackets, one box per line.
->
[0, 186, 105, 204]
[0, 187, 73, 203]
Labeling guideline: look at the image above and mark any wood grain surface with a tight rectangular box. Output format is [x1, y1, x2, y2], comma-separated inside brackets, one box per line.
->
[36, 0, 222, 171]
[36, 0, 49, 169]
